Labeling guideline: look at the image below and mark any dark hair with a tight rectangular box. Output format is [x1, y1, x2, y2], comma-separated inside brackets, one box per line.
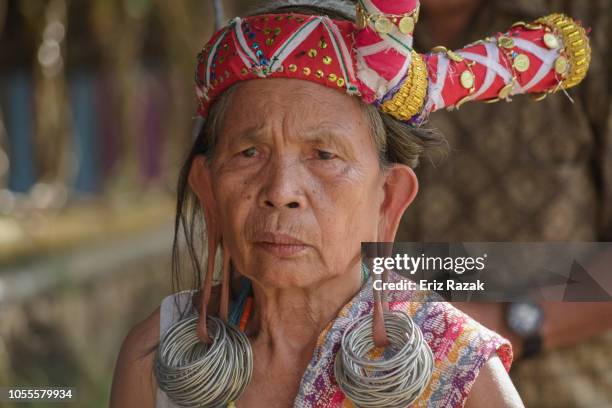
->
[169, 0, 447, 331]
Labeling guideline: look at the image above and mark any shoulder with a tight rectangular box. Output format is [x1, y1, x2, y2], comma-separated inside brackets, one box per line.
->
[464, 355, 524, 407]
[109, 306, 161, 408]
[386, 278, 513, 371]
[387, 282, 515, 407]
[406, 298, 513, 370]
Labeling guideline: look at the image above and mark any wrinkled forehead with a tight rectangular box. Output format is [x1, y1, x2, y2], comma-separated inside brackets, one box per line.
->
[226, 78, 363, 120]
[212, 79, 376, 154]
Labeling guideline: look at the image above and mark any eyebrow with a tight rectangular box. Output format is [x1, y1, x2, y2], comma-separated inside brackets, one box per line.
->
[227, 124, 357, 160]
[301, 129, 357, 161]
[226, 124, 269, 150]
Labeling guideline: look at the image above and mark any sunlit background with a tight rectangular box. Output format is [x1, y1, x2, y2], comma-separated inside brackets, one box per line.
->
[0, 0, 257, 406]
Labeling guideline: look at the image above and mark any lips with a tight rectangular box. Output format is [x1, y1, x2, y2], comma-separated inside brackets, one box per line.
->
[253, 232, 309, 257]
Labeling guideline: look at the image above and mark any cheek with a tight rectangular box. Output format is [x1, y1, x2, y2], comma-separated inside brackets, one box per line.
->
[317, 167, 381, 244]
[213, 173, 257, 244]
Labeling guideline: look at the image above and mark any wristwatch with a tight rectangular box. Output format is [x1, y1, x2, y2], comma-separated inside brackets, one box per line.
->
[505, 301, 544, 359]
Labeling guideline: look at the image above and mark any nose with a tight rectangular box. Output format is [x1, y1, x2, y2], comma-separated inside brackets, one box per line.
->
[258, 157, 306, 210]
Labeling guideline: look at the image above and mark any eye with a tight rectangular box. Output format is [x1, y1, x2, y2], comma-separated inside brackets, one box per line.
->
[315, 149, 337, 160]
[240, 146, 258, 158]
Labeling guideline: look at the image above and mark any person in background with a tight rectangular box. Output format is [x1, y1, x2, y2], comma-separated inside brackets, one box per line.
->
[397, 0, 612, 406]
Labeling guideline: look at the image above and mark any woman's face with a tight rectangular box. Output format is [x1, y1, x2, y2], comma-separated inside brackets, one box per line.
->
[207, 79, 388, 289]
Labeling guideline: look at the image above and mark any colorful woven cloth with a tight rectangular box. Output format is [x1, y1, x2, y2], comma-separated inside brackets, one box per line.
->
[290, 270, 512, 407]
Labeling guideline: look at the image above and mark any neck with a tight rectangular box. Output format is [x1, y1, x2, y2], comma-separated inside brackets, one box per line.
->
[246, 265, 363, 358]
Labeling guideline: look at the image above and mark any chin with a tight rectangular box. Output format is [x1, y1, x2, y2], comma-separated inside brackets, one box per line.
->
[246, 260, 322, 289]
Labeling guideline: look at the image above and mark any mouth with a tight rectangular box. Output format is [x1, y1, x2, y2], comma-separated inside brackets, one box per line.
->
[253, 232, 310, 257]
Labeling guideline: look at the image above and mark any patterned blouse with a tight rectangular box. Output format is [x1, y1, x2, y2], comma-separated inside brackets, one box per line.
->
[156, 270, 513, 408]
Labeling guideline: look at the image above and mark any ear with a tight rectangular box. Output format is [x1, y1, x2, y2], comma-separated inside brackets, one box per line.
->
[189, 155, 217, 220]
[378, 164, 418, 242]
[189, 154, 222, 248]
[189, 155, 222, 342]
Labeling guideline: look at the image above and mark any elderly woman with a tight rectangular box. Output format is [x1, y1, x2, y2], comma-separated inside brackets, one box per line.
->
[110, 0, 589, 407]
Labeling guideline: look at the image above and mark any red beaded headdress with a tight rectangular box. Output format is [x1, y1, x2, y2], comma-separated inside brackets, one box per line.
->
[195, 0, 591, 125]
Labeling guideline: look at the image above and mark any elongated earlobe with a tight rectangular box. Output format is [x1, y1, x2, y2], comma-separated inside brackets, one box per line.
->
[372, 165, 418, 347]
[219, 241, 231, 322]
[188, 155, 221, 343]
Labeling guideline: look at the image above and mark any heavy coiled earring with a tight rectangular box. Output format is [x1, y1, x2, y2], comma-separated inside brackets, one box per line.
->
[154, 235, 254, 407]
[154, 314, 252, 407]
[334, 268, 434, 407]
[334, 311, 434, 407]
